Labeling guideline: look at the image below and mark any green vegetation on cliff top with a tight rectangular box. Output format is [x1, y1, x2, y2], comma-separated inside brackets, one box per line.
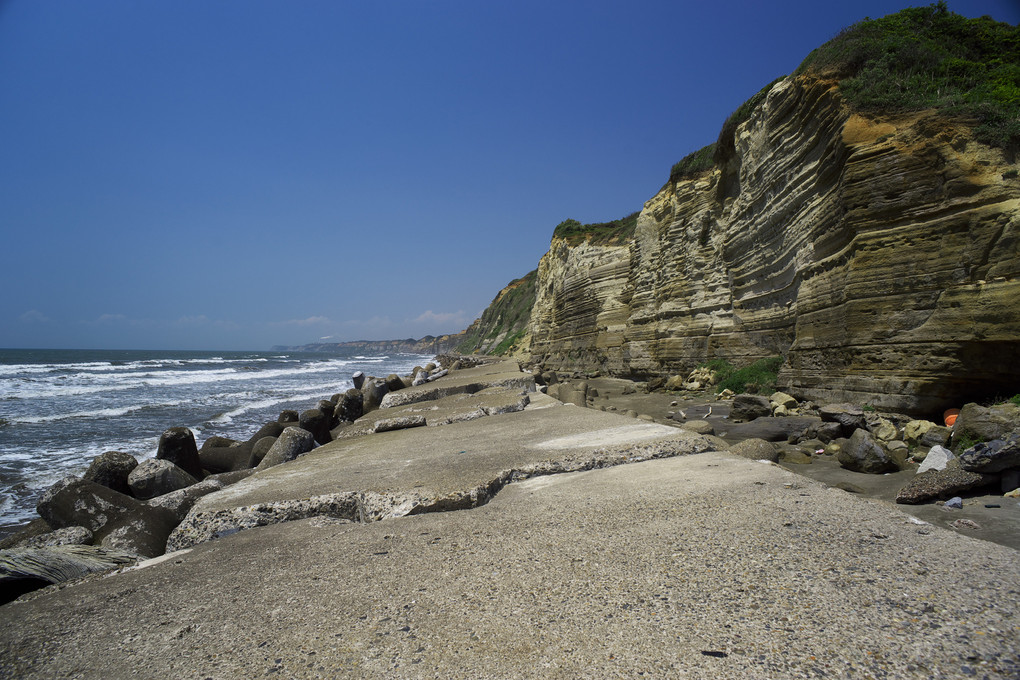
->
[670, 3, 1020, 181]
[552, 212, 640, 246]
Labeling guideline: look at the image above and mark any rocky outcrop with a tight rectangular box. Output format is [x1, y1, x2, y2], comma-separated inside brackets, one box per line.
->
[527, 75, 1019, 414]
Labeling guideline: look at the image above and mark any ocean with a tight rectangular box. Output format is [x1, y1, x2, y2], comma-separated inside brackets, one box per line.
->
[0, 348, 436, 538]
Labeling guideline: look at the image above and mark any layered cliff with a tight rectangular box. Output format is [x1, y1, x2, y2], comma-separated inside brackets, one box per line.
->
[528, 72, 1020, 414]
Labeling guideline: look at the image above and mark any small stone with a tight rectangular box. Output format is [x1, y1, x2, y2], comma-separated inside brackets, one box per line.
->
[944, 496, 963, 509]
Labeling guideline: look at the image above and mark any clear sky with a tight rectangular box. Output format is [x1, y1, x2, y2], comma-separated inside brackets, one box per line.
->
[2, 0, 1017, 350]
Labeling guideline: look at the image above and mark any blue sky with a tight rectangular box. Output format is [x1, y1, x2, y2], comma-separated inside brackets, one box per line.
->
[2, 0, 1017, 350]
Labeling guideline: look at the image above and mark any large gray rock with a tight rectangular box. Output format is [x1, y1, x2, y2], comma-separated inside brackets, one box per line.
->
[334, 389, 364, 423]
[819, 403, 867, 437]
[299, 408, 332, 446]
[246, 436, 278, 468]
[728, 438, 779, 462]
[144, 471, 253, 523]
[918, 425, 951, 448]
[384, 374, 405, 393]
[723, 416, 822, 443]
[127, 459, 199, 500]
[916, 445, 954, 474]
[362, 379, 390, 414]
[35, 477, 177, 558]
[896, 460, 995, 504]
[82, 451, 138, 496]
[957, 431, 1020, 474]
[730, 394, 771, 421]
[904, 419, 938, 446]
[255, 427, 316, 470]
[953, 402, 1020, 444]
[199, 442, 254, 474]
[156, 427, 203, 480]
[837, 429, 898, 474]
[247, 421, 285, 444]
[352, 371, 366, 390]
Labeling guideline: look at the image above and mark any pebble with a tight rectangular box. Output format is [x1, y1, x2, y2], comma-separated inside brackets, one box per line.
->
[944, 497, 963, 509]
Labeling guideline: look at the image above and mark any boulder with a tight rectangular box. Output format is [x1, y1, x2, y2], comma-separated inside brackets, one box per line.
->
[800, 421, 843, 444]
[36, 477, 177, 558]
[541, 371, 559, 385]
[896, 460, 995, 504]
[299, 408, 332, 446]
[869, 418, 898, 442]
[728, 438, 779, 462]
[724, 416, 822, 443]
[731, 394, 772, 421]
[680, 420, 714, 436]
[664, 375, 686, 391]
[316, 400, 335, 420]
[953, 402, 1020, 443]
[82, 451, 138, 496]
[256, 427, 316, 470]
[247, 421, 285, 444]
[904, 419, 937, 447]
[918, 425, 951, 448]
[412, 370, 430, 386]
[127, 459, 199, 500]
[957, 431, 1020, 474]
[247, 436, 277, 468]
[277, 410, 299, 424]
[352, 371, 366, 390]
[362, 379, 390, 414]
[334, 389, 364, 423]
[778, 445, 814, 465]
[770, 392, 798, 410]
[199, 435, 238, 451]
[819, 404, 867, 437]
[17, 526, 93, 550]
[155, 427, 203, 480]
[916, 445, 954, 474]
[199, 442, 254, 474]
[374, 415, 428, 433]
[145, 473, 252, 524]
[384, 374, 405, 393]
[837, 429, 898, 474]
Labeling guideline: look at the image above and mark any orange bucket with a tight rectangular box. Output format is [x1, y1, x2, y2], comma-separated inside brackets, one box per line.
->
[944, 408, 960, 427]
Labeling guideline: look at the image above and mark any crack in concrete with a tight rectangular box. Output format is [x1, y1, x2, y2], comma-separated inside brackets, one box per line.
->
[165, 435, 716, 553]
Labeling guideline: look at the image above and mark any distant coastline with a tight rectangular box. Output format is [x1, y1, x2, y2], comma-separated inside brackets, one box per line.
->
[273, 333, 466, 355]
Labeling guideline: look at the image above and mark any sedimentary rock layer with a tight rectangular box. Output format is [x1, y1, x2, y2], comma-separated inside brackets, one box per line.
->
[529, 76, 1020, 414]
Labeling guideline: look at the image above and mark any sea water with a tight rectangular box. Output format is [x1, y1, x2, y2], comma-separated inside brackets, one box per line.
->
[0, 348, 435, 537]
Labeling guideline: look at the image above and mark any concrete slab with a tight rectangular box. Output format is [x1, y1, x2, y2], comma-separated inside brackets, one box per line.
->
[167, 403, 716, 549]
[379, 360, 534, 408]
[2, 453, 1016, 679]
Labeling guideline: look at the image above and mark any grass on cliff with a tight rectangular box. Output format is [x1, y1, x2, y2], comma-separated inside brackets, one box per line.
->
[456, 270, 537, 355]
[796, 1, 1020, 153]
[552, 212, 640, 246]
[700, 356, 784, 395]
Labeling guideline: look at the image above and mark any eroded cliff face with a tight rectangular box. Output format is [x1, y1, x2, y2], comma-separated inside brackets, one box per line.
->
[529, 76, 1020, 414]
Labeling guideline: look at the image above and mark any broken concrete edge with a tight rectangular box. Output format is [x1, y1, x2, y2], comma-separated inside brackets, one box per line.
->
[378, 374, 536, 409]
[165, 433, 720, 552]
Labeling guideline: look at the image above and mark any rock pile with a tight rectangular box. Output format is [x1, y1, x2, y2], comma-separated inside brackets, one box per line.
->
[0, 359, 466, 603]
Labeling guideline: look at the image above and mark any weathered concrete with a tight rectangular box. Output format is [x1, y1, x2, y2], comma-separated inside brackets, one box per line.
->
[1, 453, 1017, 679]
[378, 359, 535, 409]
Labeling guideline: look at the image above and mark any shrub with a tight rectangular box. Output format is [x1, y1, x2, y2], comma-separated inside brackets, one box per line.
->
[705, 356, 784, 394]
[552, 212, 640, 246]
[795, 2, 1020, 153]
[670, 143, 717, 182]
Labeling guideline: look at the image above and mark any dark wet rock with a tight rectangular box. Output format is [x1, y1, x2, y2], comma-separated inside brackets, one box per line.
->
[316, 400, 335, 420]
[957, 431, 1020, 474]
[156, 427, 203, 480]
[837, 429, 898, 474]
[0, 544, 138, 605]
[36, 477, 177, 558]
[800, 421, 843, 444]
[299, 408, 331, 446]
[819, 403, 867, 437]
[730, 395, 771, 421]
[919, 425, 951, 448]
[724, 416, 821, 443]
[247, 436, 278, 468]
[384, 374, 405, 393]
[334, 389, 364, 423]
[374, 415, 427, 433]
[255, 427, 316, 470]
[777, 445, 814, 465]
[728, 438, 778, 462]
[145, 476, 247, 524]
[199, 436, 238, 452]
[199, 442, 254, 474]
[352, 371, 366, 390]
[17, 526, 93, 550]
[83, 451, 138, 496]
[247, 421, 285, 444]
[896, 460, 995, 504]
[128, 459, 199, 500]
[278, 410, 300, 423]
